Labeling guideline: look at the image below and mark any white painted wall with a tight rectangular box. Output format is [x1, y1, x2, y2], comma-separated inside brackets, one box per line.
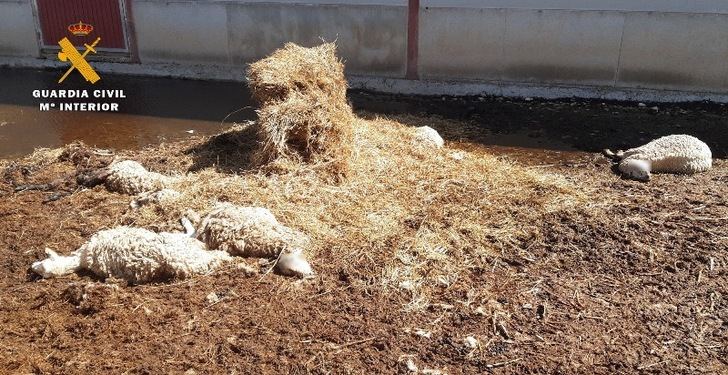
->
[225, 3, 406, 76]
[131, 0, 407, 76]
[134, 1, 231, 64]
[422, 0, 728, 13]
[418, 2, 728, 93]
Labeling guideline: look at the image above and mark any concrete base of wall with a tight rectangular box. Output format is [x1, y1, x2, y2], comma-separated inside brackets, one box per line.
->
[0, 56, 246, 81]
[3, 56, 728, 104]
[349, 77, 728, 103]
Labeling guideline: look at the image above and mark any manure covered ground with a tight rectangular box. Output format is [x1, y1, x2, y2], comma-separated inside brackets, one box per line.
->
[0, 95, 726, 374]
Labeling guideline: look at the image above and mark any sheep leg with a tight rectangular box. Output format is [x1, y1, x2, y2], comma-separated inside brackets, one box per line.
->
[31, 248, 82, 278]
[76, 168, 112, 188]
[602, 149, 625, 161]
[274, 248, 314, 278]
[180, 217, 196, 238]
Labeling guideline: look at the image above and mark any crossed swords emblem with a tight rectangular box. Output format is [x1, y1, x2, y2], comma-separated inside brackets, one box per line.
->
[57, 36, 101, 84]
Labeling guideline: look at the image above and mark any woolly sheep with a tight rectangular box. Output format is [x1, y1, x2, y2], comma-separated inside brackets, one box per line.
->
[31, 221, 231, 284]
[414, 126, 444, 148]
[195, 203, 314, 277]
[604, 134, 712, 181]
[105, 160, 171, 194]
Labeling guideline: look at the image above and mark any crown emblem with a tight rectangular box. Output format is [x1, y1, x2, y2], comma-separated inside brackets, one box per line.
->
[68, 21, 93, 37]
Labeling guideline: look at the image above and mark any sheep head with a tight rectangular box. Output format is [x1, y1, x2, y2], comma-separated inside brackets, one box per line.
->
[32, 248, 81, 278]
[619, 159, 651, 181]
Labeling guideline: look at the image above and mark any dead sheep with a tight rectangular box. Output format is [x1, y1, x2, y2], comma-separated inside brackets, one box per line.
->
[194, 203, 314, 277]
[105, 160, 171, 194]
[31, 220, 231, 284]
[414, 126, 444, 148]
[604, 134, 712, 181]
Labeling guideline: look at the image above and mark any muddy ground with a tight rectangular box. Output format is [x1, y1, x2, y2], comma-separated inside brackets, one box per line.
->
[0, 95, 726, 374]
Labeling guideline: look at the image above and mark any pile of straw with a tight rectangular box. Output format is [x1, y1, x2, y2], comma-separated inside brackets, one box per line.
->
[246, 43, 354, 176]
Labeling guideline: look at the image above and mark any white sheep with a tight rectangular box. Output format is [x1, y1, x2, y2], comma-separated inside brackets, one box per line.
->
[105, 160, 171, 194]
[31, 220, 231, 284]
[414, 126, 444, 148]
[604, 134, 712, 181]
[195, 203, 314, 277]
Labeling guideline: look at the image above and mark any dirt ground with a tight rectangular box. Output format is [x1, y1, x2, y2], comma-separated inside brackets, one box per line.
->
[0, 96, 726, 374]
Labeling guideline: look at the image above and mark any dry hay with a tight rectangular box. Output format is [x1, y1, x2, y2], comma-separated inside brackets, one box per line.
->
[253, 91, 353, 174]
[246, 42, 348, 106]
[246, 43, 354, 177]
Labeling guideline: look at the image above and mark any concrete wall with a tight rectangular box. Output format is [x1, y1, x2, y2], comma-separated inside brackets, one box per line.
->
[617, 12, 728, 91]
[1, 0, 727, 97]
[0, 0, 39, 58]
[419, 1, 728, 93]
[133, 1, 231, 64]
[224, 3, 406, 76]
[132, 0, 407, 77]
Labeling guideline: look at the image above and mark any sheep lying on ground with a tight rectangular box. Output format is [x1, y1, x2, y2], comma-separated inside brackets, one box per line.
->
[604, 134, 712, 181]
[414, 126, 444, 148]
[105, 160, 171, 194]
[194, 203, 314, 277]
[31, 219, 231, 284]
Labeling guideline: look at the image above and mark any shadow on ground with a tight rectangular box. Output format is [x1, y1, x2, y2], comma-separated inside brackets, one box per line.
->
[351, 91, 728, 158]
[185, 125, 260, 173]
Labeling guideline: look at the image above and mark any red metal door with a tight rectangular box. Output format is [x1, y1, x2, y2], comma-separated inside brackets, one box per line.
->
[35, 0, 128, 52]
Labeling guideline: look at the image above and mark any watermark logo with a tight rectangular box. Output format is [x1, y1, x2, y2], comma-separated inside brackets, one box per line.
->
[57, 21, 101, 84]
[33, 21, 126, 112]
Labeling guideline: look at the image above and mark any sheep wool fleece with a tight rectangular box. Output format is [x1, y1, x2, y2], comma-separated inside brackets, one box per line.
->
[105, 160, 171, 194]
[196, 203, 310, 258]
[620, 134, 712, 174]
[33, 227, 231, 284]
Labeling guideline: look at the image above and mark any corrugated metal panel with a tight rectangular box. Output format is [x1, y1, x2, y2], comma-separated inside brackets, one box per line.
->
[36, 0, 127, 50]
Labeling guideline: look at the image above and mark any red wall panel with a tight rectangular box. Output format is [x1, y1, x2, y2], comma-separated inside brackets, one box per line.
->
[36, 0, 127, 50]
